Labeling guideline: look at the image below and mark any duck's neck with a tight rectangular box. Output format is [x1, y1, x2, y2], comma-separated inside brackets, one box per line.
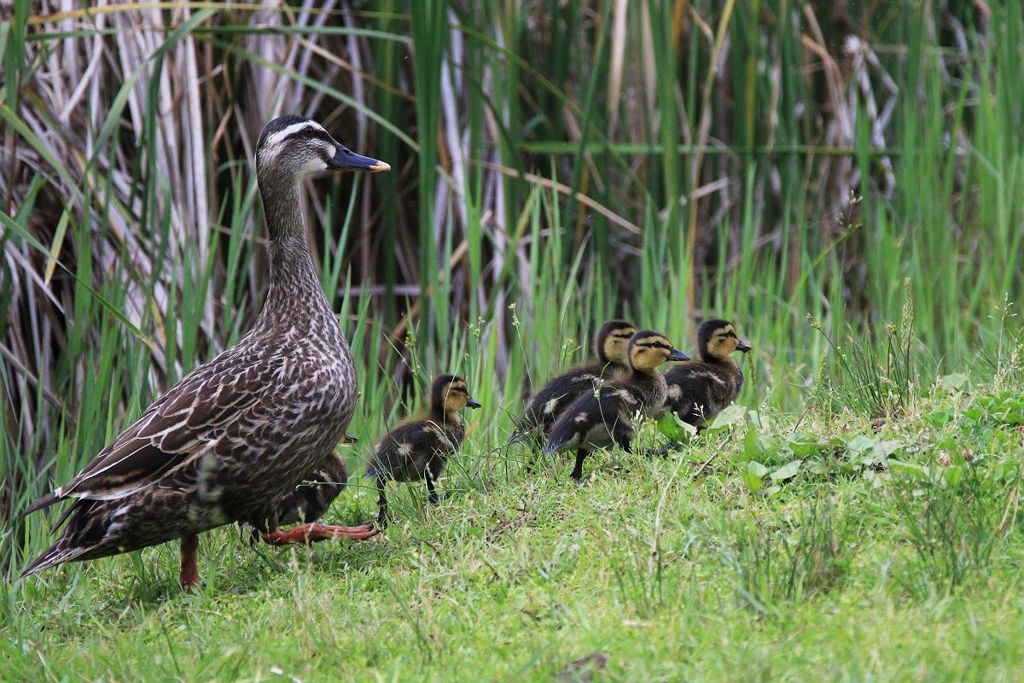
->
[629, 368, 658, 385]
[256, 179, 333, 332]
[701, 352, 740, 373]
[428, 404, 455, 423]
[700, 353, 744, 392]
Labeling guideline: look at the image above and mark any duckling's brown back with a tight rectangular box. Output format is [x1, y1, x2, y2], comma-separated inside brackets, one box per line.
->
[366, 418, 466, 483]
[514, 361, 627, 441]
[663, 361, 743, 426]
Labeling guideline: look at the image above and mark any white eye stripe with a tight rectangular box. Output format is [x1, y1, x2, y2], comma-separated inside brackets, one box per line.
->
[262, 121, 329, 150]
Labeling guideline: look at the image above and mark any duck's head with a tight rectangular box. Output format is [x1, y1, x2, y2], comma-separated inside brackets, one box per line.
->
[594, 319, 639, 365]
[626, 330, 689, 374]
[432, 374, 482, 416]
[255, 115, 391, 182]
[697, 319, 752, 361]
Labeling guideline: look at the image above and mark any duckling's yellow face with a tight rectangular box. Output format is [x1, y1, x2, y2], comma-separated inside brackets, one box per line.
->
[440, 377, 482, 414]
[627, 331, 690, 373]
[705, 323, 752, 359]
[599, 322, 638, 365]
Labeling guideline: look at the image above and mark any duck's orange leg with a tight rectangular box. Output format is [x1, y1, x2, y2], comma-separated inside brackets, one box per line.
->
[179, 534, 200, 589]
[261, 523, 379, 546]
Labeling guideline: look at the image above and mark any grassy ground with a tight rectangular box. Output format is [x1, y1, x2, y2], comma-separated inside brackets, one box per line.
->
[3, 366, 1023, 681]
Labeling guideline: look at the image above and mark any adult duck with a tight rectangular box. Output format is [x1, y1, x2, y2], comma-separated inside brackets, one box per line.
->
[21, 115, 389, 588]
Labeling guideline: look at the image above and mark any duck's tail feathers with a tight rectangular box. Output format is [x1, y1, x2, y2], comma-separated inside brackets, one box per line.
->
[19, 541, 89, 580]
[543, 423, 576, 456]
[23, 491, 60, 516]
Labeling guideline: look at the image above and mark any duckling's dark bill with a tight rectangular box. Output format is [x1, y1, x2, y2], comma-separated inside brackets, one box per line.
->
[467, 398, 482, 408]
[737, 340, 753, 353]
[668, 348, 690, 361]
[328, 146, 391, 173]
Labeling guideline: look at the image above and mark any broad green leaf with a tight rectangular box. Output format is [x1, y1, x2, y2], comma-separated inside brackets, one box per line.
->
[787, 434, 841, 457]
[747, 460, 769, 478]
[770, 460, 802, 482]
[742, 461, 768, 492]
[925, 409, 954, 426]
[656, 413, 697, 441]
[741, 470, 764, 493]
[709, 403, 746, 431]
[888, 460, 931, 480]
[846, 434, 877, 455]
[743, 430, 775, 461]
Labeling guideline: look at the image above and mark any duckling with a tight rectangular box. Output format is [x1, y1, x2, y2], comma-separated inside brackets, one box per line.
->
[21, 116, 390, 588]
[365, 375, 481, 526]
[511, 319, 638, 444]
[663, 319, 751, 429]
[250, 434, 376, 546]
[544, 331, 689, 481]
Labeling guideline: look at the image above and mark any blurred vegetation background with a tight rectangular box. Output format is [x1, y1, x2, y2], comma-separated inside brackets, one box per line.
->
[1, 1, 1022, 568]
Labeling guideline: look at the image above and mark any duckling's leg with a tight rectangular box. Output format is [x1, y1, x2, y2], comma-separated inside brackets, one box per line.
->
[375, 477, 389, 529]
[570, 450, 588, 482]
[260, 523, 378, 545]
[179, 534, 200, 590]
[612, 423, 633, 453]
[425, 460, 445, 505]
[425, 474, 439, 505]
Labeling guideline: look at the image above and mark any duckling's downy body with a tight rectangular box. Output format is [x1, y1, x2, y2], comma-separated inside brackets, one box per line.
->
[258, 433, 356, 531]
[21, 116, 390, 587]
[663, 319, 751, 428]
[512, 320, 637, 443]
[544, 331, 689, 481]
[366, 375, 480, 525]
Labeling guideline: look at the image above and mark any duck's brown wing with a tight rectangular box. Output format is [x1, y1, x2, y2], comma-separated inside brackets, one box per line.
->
[25, 358, 262, 514]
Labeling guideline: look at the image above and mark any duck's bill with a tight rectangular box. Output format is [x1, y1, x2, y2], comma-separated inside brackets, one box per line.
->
[667, 348, 690, 361]
[328, 146, 391, 173]
[467, 398, 482, 409]
[737, 340, 753, 353]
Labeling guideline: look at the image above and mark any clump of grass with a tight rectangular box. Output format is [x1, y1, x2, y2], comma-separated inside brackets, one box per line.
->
[812, 291, 918, 419]
[890, 461, 1017, 598]
[717, 503, 852, 618]
[607, 524, 674, 619]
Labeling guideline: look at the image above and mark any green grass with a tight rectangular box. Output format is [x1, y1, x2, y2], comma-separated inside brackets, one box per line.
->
[2, 1, 1024, 680]
[4, 378, 1024, 680]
